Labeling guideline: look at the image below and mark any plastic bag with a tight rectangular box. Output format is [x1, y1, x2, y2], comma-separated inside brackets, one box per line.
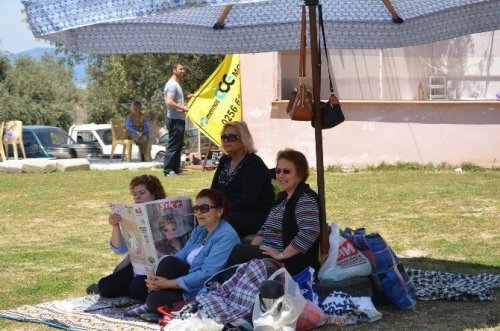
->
[321, 291, 382, 326]
[252, 268, 306, 331]
[296, 300, 325, 331]
[292, 267, 319, 304]
[318, 224, 372, 282]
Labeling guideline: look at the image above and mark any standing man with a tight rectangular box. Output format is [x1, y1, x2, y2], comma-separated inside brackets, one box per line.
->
[126, 100, 150, 162]
[163, 63, 192, 176]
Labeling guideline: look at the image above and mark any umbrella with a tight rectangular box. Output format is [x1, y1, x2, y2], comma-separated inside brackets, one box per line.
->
[22, 0, 500, 254]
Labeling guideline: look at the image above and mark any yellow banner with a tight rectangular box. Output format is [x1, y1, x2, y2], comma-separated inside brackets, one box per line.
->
[187, 54, 241, 148]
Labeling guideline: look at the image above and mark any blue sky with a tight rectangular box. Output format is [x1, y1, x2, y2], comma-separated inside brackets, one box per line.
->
[0, 0, 52, 53]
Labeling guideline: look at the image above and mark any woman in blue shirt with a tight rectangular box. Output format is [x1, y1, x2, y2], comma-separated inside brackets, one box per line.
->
[97, 175, 166, 300]
[145, 189, 240, 312]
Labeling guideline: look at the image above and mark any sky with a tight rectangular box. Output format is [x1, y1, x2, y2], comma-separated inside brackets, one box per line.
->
[0, 0, 52, 54]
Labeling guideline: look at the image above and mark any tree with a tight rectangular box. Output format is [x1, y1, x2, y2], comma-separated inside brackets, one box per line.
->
[84, 54, 222, 125]
[0, 53, 79, 130]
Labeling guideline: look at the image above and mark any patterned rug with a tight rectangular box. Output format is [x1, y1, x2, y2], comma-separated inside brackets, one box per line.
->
[407, 269, 500, 302]
[0, 295, 161, 331]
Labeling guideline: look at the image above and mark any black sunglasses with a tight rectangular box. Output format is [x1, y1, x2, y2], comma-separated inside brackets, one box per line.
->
[192, 204, 220, 213]
[221, 134, 239, 142]
[275, 168, 292, 175]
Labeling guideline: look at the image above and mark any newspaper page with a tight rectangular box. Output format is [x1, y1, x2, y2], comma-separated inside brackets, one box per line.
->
[109, 196, 194, 275]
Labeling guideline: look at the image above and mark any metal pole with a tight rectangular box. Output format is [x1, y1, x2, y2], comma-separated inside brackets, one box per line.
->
[305, 0, 329, 256]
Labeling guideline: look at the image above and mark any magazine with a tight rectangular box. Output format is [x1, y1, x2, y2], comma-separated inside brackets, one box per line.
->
[109, 196, 195, 275]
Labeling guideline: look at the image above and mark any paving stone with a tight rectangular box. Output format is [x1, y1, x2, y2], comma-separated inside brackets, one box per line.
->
[0, 160, 24, 173]
[22, 159, 57, 173]
[56, 159, 91, 171]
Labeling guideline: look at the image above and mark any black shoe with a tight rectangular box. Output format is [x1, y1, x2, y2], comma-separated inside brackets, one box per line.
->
[86, 283, 99, 295]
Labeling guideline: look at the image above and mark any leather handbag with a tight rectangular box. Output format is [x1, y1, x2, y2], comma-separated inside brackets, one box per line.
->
[286, 6, 313, 121]
[311, 5, 345, 129]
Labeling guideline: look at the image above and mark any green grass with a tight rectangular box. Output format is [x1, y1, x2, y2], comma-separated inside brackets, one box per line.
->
[0, 168, 499, 330]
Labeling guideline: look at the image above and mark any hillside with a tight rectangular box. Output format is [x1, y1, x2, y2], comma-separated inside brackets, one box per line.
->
[8, 47, 87, 87]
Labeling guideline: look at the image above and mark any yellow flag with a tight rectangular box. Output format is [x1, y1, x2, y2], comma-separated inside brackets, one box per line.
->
[187, 54, 241, 148]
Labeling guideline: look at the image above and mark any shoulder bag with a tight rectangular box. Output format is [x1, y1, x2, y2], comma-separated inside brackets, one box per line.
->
[311, 5, 345, 129]
[286, 5, 313, 121]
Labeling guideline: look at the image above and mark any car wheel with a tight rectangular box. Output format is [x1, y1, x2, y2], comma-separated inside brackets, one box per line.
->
[45, 147, 74, 159]
[155, 151, 165, 161]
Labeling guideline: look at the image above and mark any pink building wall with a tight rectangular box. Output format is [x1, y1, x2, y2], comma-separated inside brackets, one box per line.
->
[240, 32, 500, 168]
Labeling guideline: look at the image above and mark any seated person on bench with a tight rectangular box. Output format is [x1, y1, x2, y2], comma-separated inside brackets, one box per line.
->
[126, 100, 150, 162]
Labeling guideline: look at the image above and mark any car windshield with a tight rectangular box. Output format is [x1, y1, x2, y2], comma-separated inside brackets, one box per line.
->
[36, 129, 74, 148]
[96, 129, 113, 145]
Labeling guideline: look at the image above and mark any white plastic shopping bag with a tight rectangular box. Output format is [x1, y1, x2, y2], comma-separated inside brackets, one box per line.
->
[252, 268, 306, 331]
[318, 223, 372, 282]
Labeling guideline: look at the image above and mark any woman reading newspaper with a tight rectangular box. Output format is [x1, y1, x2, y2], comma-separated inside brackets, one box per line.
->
[144, 188, 240, 312]
[96, 175, 166, 300]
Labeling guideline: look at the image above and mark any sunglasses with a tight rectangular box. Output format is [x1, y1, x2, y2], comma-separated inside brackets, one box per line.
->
[275, 168, 292, 175]
[192, 204, 220, 213]
[221, 134, 239, 142]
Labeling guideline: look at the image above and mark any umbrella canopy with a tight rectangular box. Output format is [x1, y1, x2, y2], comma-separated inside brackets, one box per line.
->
[23, 0, 500, 54]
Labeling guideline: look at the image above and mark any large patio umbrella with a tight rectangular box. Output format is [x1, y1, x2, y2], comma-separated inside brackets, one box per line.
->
[22, 0, 500, 254]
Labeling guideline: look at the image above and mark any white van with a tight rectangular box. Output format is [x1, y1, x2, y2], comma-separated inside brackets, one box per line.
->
[68, 123, 165, 160]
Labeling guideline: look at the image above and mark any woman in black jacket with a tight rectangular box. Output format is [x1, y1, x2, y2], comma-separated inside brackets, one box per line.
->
[211, 121, 275, 239]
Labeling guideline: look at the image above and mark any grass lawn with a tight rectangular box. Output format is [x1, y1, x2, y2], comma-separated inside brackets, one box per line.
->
[0, 168, 499, 330]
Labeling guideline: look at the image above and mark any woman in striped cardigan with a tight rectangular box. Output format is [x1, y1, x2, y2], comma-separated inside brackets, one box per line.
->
[249, 149, 321, 276]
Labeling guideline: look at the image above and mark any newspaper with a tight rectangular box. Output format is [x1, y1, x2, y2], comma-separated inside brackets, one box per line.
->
[109, 196, 195, 275]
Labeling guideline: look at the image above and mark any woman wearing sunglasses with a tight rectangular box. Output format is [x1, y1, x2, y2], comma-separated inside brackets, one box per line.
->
[230, 149, 321, 276]
[211, 121, 275, 240]
[145, 189, 239, 312]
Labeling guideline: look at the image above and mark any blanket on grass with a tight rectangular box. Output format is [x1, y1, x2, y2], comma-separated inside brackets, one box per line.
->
[407, 268, 500, 301]
[0, 295, 161, 331]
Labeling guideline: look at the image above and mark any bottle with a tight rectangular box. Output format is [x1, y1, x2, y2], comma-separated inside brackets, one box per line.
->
[418, 83, 425, 101]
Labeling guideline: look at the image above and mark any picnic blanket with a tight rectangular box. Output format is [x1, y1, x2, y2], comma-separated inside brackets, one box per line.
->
[408, 269, 500, 301]
[0, 295, 161, 331]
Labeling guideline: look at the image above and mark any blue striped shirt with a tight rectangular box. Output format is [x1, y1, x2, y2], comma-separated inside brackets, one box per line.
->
[257, 193, 320, 253]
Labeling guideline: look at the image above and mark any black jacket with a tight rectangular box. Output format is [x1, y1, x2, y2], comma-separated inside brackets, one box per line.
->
[276, 182, 321, 276]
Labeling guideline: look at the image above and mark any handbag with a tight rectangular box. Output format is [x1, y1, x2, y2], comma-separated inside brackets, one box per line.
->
[286, 6, 313, 121]
[311, 5, 345, 129]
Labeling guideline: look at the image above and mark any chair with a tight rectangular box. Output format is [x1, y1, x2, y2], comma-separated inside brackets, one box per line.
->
[2, 120, 26, 160]
[110, 118, 133, 162]
[0, 122, 6, 161]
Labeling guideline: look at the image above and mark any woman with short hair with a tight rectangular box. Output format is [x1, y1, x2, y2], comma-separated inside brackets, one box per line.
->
[97, 175, 166, 300]
[229, 149, 321, 276]
[145, 189, 239, 312]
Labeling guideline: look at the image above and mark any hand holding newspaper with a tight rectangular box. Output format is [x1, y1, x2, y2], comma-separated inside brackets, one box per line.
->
[109, 196, 195, 275]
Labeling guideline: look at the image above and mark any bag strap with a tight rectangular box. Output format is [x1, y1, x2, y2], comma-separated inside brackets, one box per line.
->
[299, 5, 306, 83]
[318, 5, 334, 95]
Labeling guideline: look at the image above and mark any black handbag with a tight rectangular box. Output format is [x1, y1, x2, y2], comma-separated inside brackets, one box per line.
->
[312, 5, 345, 129]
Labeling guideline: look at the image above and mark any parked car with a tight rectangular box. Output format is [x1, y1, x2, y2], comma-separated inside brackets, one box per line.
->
[3, 125, 76, 159]
[158, 127, 212, 154]
[67, 123, 165, 160]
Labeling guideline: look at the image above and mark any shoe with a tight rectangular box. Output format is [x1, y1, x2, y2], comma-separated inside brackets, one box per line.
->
[125, 303, 150, 317]
[86, 283, 99, 295]
[166, 171, 177, 176]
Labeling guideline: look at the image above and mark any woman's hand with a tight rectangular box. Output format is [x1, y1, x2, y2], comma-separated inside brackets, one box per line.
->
[250, 236, 263, 246]
[146, 273, 178, 291]
[108, 213, 122, 227]
[259, 244, 281, 260]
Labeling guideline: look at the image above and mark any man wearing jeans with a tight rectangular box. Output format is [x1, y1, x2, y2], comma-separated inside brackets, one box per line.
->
[163, 63, 191, 176]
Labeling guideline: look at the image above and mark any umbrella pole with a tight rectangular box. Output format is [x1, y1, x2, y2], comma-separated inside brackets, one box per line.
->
[305, 0, 329, 257]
